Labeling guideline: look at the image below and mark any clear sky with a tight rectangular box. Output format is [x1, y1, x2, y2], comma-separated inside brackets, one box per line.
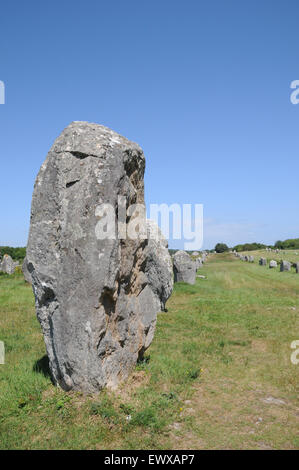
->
[0, 0, 298, 249]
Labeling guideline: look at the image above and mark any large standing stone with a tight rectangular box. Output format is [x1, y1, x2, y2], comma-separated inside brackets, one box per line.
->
[280, 260, 291, 272]
[173, 250, 196, 284]
[0, 254, 16, 274]
[259, 257, 267, 266]
[269, 260, 278, 269]
[26, 121, 173, 392]
[248, 256, 254, 263]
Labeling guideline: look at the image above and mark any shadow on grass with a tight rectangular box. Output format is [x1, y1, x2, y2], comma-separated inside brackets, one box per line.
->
[33, 355, 52, 379]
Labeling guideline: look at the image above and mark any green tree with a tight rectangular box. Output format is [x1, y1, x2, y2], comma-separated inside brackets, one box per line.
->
[215, 243, 229, 253]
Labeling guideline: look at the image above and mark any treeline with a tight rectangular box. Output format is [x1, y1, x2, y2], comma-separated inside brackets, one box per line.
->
[234, 239, 299, 252]
[233, 242, 267, 252]
[2, 239, 297, 263]
[274, 238, 299, 249]
[0, 246, 26, 262]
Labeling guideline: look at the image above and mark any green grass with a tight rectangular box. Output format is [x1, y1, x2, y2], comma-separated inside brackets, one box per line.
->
[0, 253, 298, 449]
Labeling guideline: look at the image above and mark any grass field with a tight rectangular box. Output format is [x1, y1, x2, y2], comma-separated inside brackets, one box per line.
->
[0, 253, 298, 450]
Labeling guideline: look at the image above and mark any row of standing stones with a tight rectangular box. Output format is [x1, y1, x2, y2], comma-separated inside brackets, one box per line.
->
[234, 251, 299, 272]
[2, 122, 206, 393]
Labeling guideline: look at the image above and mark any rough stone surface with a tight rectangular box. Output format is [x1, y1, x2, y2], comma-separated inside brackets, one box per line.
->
[22, 257, 32, 283]
[26, 121, 173, 393]
[296, 263, 299, 274]
[0, 254, 17, 274]
[248, 256, 254, 263]
[192, 251, 199, 257]
[280, 260, 291, 272]
[269, 260, 278, 269]
[259, 257, 267, 266]
[173, 250, 196, 284]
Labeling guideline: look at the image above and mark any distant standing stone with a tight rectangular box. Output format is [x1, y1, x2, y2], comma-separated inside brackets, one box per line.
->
[280, 260, 291, 272]
[248, 256, 254, 263]
[145, 220, 173, 312]
[295, 263, 299, 274]
[259, 258, 267, 266]
[269, 260, 278, 269]
[192, 251, 199, 256]
[0, 254, 17, 274]
[173, 250, 196, 285]
[196, 257, 203, 270]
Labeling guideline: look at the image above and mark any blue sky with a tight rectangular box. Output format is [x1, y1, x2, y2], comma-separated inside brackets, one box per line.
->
[0, 0, 298, 249]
